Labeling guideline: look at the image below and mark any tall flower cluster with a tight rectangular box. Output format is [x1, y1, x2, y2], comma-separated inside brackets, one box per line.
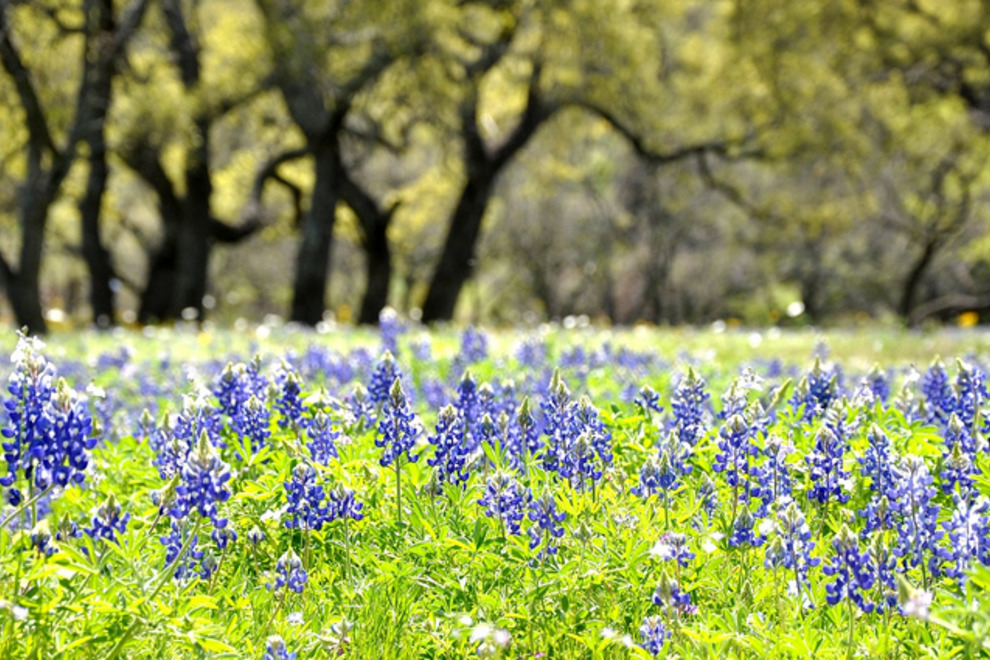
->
[527, 491, 566, 557]
[764, 502, 819, 597]
[670, 367, 709, 445]
[938, 495, 990, 591]
[1, 334, 97, 509]
[805, 425, 849, 506]
[539, 373, 613, 490]
[477, 471, 528, 536]
[789, 357, 836, 421]
[376, 379, 420, 469]
[891, 455, 942, 580]
[368, 351, 401, 407]
[427, 405, 470, 486]
[823, 525, 876, 612]
[160, 431, 234, 580]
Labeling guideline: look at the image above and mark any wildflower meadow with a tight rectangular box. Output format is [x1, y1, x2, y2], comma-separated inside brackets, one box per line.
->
[2, 322, 990, 658]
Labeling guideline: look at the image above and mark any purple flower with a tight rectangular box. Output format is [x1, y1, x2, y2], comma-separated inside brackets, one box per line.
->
[638, 615, 670, 657]
[85, 493, 129, 544]
[375, 379, 421, 469]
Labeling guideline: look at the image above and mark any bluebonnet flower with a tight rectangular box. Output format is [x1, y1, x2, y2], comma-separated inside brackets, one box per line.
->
[671, 367, 709, 445]
[867, 535, 898, 613]
[284, 464, 328, 531]
[214, 362, 250, 419]
[453, 372, 480, 439]
[271, 549, 307, 593]
[247, 525, 265, 545]
[31, 520, 56, 556]
[378, 307, 404, 356]
[527, 491, 566, 556]
[941, 436, 975, 499]
[866, 364, 890, 404]
[713, 414, 762, 504]
[230, 393, 270, 457]
[859, 425, 898, 534]
[764, 502, 819, 597]
[458, 326, 489, 364]
[859, 424, 897, 498]
[55, 514, 81, 543]
[635, 385, 663, 416]
[632, 433, 692, 499]
[368, 351, 401, 407]
[728, 506, 765, 548]
[306, 409, 340, 465]
[264, 635, 297, 660]
[638, 615, 670, 657]
[823, 525, 876, 612]
[517, 397, 542, 455]
[2, 335, 97, 507]
[788, 358, 835, 421]
[171, 431, 232, 529]
[85, 493, 129, 544]
[805, 425, 849, 506]
[953, 359, 986, 429]
[938, 495, 990, 592]
[427, 405, 470, 486]
[477, 471, 528, 536]
[274, 363, 306, 431]
[375, 379, 421, 469]
[695, 474, 719, 523]
[921, 358, 954, 427]
[759, 434, 795, 513]
[173, 389, 223, 451]
[35, 379, 98, 492]
[652, 573, 696, 617]
[345, 383, 375, 430]
[719, 370, 762, 420]
[515, 336, 546, 368]
[650, 532, 696, 567]
[891, 455, 943, 581]
[161, 520, 209, 580]
[327, 485, 364, 522]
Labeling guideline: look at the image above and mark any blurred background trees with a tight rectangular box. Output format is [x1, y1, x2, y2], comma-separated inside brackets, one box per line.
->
[3, 0, 990, 332]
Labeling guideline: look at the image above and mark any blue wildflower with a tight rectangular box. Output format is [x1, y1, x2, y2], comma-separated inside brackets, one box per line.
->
[85, 493, 129, 544]
[638, 615, 670, 657]
[477, 471, 528, 536]
[271, 549, 307, 593]
[264, 635, 297, 660]
[527, 491, 566, 556]
[375, 379, 421, 469]
[823, 524, 876, 612]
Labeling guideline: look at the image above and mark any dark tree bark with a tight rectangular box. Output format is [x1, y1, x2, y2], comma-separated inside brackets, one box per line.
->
[0, 2, 96, 332]
[421, 64, 556, 323]
[339, 169, 396, 325]
[291, 138, 341, 325]
[77, 0, 150, 328]
[899, 238, 939, 324]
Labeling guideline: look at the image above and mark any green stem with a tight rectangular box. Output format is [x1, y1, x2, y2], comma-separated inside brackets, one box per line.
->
[105, 519, 201, 660]
[0, 485, 54, 530]
[395, 461, 402, 526]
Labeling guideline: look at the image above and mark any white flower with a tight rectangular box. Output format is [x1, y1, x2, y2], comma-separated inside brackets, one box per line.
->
[287, 611, 304, 625]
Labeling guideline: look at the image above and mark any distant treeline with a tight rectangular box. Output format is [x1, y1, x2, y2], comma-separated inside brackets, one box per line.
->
[2, 0, 990, 331]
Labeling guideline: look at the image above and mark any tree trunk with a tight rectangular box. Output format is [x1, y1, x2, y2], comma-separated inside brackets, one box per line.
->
[290, 140, 340, 325]
[9, 191, 49, 334]
[170, 120, 213, 320]
[899, 239, 938, 325]
[420, 173, 495, 323]
[78, 0, 117, 328]
[357, 219, 392, 325]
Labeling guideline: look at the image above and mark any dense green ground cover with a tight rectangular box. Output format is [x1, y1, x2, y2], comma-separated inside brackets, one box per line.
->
[1, 325, 990, 659]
